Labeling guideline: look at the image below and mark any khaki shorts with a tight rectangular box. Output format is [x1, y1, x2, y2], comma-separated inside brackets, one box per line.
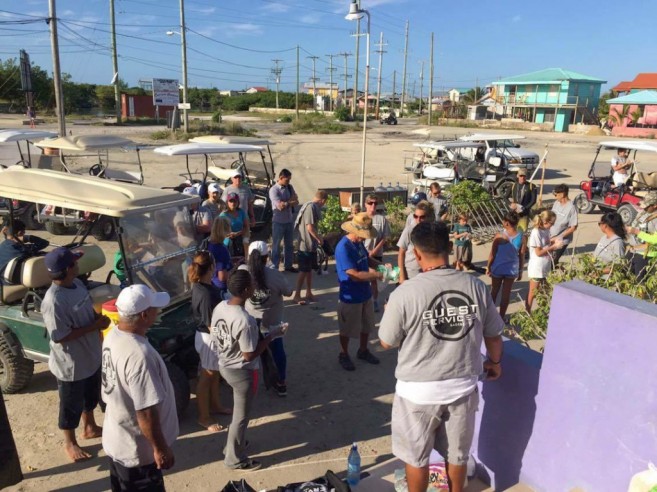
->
[391, 389, 479, 468]
[338, 299, 375, 338]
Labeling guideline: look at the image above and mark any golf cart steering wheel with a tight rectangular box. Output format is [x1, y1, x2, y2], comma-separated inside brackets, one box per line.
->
[89, 163, 104, 176]
[230, 160, 242, 170]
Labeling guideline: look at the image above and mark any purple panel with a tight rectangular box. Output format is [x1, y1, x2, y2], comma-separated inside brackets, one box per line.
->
[520, 280, 657, 491]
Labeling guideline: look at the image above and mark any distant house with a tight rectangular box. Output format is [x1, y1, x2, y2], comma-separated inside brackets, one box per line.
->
[219, 90, 239, 97]
[490, 68, 606, 132]
[245, 87, 268, 94]
[448, 88, 473, 103]
[606, 90, 657, 137]
[612, 74, 657, 95]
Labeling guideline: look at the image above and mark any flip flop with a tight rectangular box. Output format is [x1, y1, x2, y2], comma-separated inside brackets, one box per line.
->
[199, 422, 224, 433]
[293, 298, 307, 305]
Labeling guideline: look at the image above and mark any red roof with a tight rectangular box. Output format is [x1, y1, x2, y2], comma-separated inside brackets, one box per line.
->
[248, 86, 268, 92]
[612, 73, 657, 92]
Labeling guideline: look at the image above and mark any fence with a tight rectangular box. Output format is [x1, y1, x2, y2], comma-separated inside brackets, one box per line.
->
[449, 196, 511, 244]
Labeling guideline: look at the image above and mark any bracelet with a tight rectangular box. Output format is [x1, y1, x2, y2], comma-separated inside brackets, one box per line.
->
[487, 358, 501, 365]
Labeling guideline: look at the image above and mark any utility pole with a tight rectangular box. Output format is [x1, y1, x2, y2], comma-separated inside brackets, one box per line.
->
[179, 0, 189, 133]
[326, 54, 337, 112]
[418, 60, 424, 116]
[352, 17, 360, 117]
[307, 55, 319, 111]
[391, 70, 396, 113]
[400, 20, 409, 118]
[295, 45, 299, 120]
[428, 32, 434, 127]
[271, 59, 282, 110]
[339, 52, 351, 107]
[109, 0, 121, 123]
[48, 0, 66, 136]
[374, 31, 386, 119]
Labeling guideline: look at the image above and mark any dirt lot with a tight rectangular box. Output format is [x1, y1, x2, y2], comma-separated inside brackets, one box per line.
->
[1, 115, 652, 491]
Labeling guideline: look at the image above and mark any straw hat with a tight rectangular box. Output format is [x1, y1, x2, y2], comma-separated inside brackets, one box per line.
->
[341, 212, 377, 239]
[639, 191, 657, 209]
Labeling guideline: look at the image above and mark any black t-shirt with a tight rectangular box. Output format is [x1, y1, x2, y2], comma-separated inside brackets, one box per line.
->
[191, 282, 223, 333]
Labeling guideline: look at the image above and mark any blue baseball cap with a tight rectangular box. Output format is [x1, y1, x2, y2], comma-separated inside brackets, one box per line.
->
[44, 247, 84, 274]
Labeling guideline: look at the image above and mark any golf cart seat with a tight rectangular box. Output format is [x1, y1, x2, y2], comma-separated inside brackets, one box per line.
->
[207, 166, 237, 182]
[631, 171, 657, 190]
[21, 244, 107, 289]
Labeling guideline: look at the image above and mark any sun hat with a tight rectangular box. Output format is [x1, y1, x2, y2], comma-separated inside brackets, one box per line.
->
[341, 212, 377, 239]
[115, 284, 170, 317]
[516, 168, 527, 177]
[45, 247, 84, 274]
[248, 241, 270, 256]
[639, 191, 657, 209]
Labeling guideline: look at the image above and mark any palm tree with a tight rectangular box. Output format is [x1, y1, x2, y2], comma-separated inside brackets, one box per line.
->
[609, 105, 629, 127]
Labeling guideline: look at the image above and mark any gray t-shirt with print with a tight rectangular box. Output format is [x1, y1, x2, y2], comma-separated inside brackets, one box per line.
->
[427, 195, 448, 220]
[42, 279, 101, 382]
[397, 223, 421, 279]
[246, 267, 293, 328]
[221, 185, 254, 211]
[297, 201, 322, 252]
[101, 328, 179, 468]
[550, 200, 578, 245]
[363, 213, 391, 256]
[379, 269, 504, 382]
[594, 235, 625, 263]
[211, 301, 260, 370]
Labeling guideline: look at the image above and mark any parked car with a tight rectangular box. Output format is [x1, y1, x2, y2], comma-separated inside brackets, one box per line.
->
[459, 133, 540, 171]
[0, 167, 200, 414]
[574, 140, 657, 224]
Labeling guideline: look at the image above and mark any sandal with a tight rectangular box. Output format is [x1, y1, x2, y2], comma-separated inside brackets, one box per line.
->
[232, 459, 261, 471]
[198, 422, 224, 433]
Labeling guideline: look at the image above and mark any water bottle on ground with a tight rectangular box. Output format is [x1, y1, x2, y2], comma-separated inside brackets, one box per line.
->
[347, 442, 361, 486]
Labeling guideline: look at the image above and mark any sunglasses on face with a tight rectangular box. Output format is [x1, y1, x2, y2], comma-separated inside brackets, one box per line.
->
[413, 214, 427, 220]
[367, 201, 378, 206]
[228, 199, 237, 203]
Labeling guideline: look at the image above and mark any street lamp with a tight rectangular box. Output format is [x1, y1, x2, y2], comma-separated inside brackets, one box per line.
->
[166, 6, 188, 132]
[346, 0, 370, 207]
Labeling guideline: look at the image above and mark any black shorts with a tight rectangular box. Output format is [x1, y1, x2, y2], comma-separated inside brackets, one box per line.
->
[57, 368, 101, 430]
[297, 251, 317, 272]
[372, 255, 383, 264]
[109, 458, 165, 492]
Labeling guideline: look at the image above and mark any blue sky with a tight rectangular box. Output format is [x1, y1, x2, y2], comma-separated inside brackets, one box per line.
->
[1, 0, 656, 94]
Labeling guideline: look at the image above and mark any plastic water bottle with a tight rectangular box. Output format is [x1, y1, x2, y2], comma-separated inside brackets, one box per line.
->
[347, 442, 361, 486]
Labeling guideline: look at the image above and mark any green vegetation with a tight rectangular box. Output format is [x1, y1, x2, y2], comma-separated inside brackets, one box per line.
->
[221, 91, 314, 112]
[211, 111, 222, 123]
[290, 113, 349, 134]
[318, 195, 349, 235]
[382, 196, 408, 246]
[445, 180, 491, 206]
[149, 121, 256, 141]
[334, 106, 351, 122]
[510, 255, 657, 343]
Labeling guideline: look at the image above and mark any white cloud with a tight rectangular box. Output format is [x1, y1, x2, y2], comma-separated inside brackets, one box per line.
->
[226, 23, 263, 37]
[512, 15, 522, 23]
[299, 13, 321, 25]
[261, 2, 290, 13]
[194, 7, 216, 14]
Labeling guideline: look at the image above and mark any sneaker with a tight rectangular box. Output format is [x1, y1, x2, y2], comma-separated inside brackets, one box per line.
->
[339, 353, 356, 371]
[273, 382, 287, 397]
[232, 459, 262, 471]
[373, 300, 380, 313]
[357, 349, 380, 365]
[284, 267, 299, 273]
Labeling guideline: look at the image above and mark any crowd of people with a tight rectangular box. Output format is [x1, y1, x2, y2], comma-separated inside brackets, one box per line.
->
[4, 162, 657, 492]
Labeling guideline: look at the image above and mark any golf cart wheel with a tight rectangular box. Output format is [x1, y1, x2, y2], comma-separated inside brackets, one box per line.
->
[618, 204, 638, 225]
[22, 204, 42, 230]
[573, 193, 594, 214]
[165, 362, 190, 418]
[92, 218, 116, 241]
[393, 120, 397, 125]
[45, 220, 72, 235]
[0, 327, 34, 393]
[495, 180, 514, 199]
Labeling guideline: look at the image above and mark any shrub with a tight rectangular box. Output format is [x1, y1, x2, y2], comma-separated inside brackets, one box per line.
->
[318, 195, 349, 235]
[445, 180, 491, 207]
[211, 110, 222, 123]
[278, 114, 293, 123]
[290, 114, 347, 134]
[383, 196, 408, 247]
[334, 106, 351, 122]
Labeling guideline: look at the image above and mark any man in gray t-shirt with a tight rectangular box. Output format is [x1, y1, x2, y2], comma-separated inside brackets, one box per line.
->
[42, 247, 110, 462]
[293, 190, 328, 304]
[398, 200, 435, 283]
[221, 172, 255, 226]
[550, 184, 578, 264]
[380, 222, 503, 492]
[362, 194, 391, 311]
[102, 284, 175, 490]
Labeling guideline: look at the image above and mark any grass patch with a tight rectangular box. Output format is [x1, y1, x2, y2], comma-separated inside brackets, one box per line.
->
[290, 113, 349, 134]
[149, 121, 257, 141]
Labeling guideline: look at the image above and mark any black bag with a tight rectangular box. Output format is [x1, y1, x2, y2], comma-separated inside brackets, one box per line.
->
[277, 470, 351, 492]
[258, 329, 280, 390]
[221, 479, 257, 492]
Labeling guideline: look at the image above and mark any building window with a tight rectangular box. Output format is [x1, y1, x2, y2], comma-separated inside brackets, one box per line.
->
[548, 84, 559, 98]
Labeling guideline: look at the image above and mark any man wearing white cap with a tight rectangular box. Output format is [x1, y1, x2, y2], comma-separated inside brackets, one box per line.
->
[202, 182, 226, 221]
[101, 285, 177, 492]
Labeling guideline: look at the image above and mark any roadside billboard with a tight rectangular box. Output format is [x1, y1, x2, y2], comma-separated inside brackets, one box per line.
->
[152, 78, 180, 106]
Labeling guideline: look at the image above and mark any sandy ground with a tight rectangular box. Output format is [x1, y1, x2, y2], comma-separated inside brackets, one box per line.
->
[1, 115, 653, 491]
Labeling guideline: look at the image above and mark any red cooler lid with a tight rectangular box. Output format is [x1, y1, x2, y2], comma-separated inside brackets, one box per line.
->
[102, 298, 118, 312]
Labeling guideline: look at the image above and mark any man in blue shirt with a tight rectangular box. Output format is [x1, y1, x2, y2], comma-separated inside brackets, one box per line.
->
[0, 219, 49, 284]
[335, 213, 384, 371]
[269, 169, 299, 272]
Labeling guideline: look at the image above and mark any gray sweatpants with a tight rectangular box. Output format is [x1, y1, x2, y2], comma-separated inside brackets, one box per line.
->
[219, 366, 257, 468]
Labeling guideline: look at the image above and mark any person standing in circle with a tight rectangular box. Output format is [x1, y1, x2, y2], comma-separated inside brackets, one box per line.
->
[549, 184, 578, 264]
[487, 211, 526, 319]
[398, 201, 434, 284]
[206, 216, 232, 297]
[526, 210, 562, 313]
[245, 241, 293, 397]
[362, 193, 390, 312]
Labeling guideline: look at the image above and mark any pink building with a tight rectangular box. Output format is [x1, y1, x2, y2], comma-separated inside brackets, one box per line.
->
[607, 90, 657, 137]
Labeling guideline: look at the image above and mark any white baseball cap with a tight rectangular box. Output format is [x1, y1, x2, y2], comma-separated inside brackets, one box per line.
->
[208, 183, 222, 194]
[248, 241, 270, 256]
[116, 284, 170, 317]
[182, 186, 198, 196]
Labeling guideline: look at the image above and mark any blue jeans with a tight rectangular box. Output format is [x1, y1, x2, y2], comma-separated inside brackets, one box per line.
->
[269, 337, 287, 381]
[271, 222, 294, 269]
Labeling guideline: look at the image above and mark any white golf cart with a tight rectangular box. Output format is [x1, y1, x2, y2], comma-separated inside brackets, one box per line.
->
[459, 133, 540, 171]
[0, 168, 200, 414]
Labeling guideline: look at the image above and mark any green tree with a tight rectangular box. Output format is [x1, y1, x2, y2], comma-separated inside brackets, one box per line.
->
[598, 90, 616, 120]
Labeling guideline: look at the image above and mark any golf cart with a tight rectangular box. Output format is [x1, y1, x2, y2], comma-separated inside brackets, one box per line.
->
[0, 129, 58, 229]
[153, 141, 275, 236]
[380, 110, 397, 125]
[459, 133, 540, 171]
[0, 168, 200, 414]
[574, 140, 657, 224]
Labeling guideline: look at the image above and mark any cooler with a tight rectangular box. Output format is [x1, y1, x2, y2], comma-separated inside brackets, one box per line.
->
[101, 299, 120, 339]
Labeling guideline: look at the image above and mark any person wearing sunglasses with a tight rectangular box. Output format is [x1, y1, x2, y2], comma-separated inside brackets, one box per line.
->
[363, 194, 390, 312]
[397, 200, 435, 284]
[549, 184, 578, 264]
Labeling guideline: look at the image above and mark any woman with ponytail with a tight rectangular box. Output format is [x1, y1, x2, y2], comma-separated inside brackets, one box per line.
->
[245, 241, 293, 397]
[207, 216, 233, 296]
[188, 251, 231, 433]
[594, 211, 626, 267]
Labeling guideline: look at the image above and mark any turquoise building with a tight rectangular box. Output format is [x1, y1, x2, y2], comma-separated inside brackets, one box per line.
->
[490, 68, 606, 132]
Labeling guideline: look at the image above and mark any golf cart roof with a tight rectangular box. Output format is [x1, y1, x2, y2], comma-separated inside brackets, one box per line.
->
[414, 141, 484, 150]
[460, 133, 526, 141]
[190, 136, 275, 146]
[153, 142, 263, 156]
[34, 134, 137, 151]
[0, 168, 198, 217]
[598, 140, 657, 153]
[0, 129, 58, 142]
